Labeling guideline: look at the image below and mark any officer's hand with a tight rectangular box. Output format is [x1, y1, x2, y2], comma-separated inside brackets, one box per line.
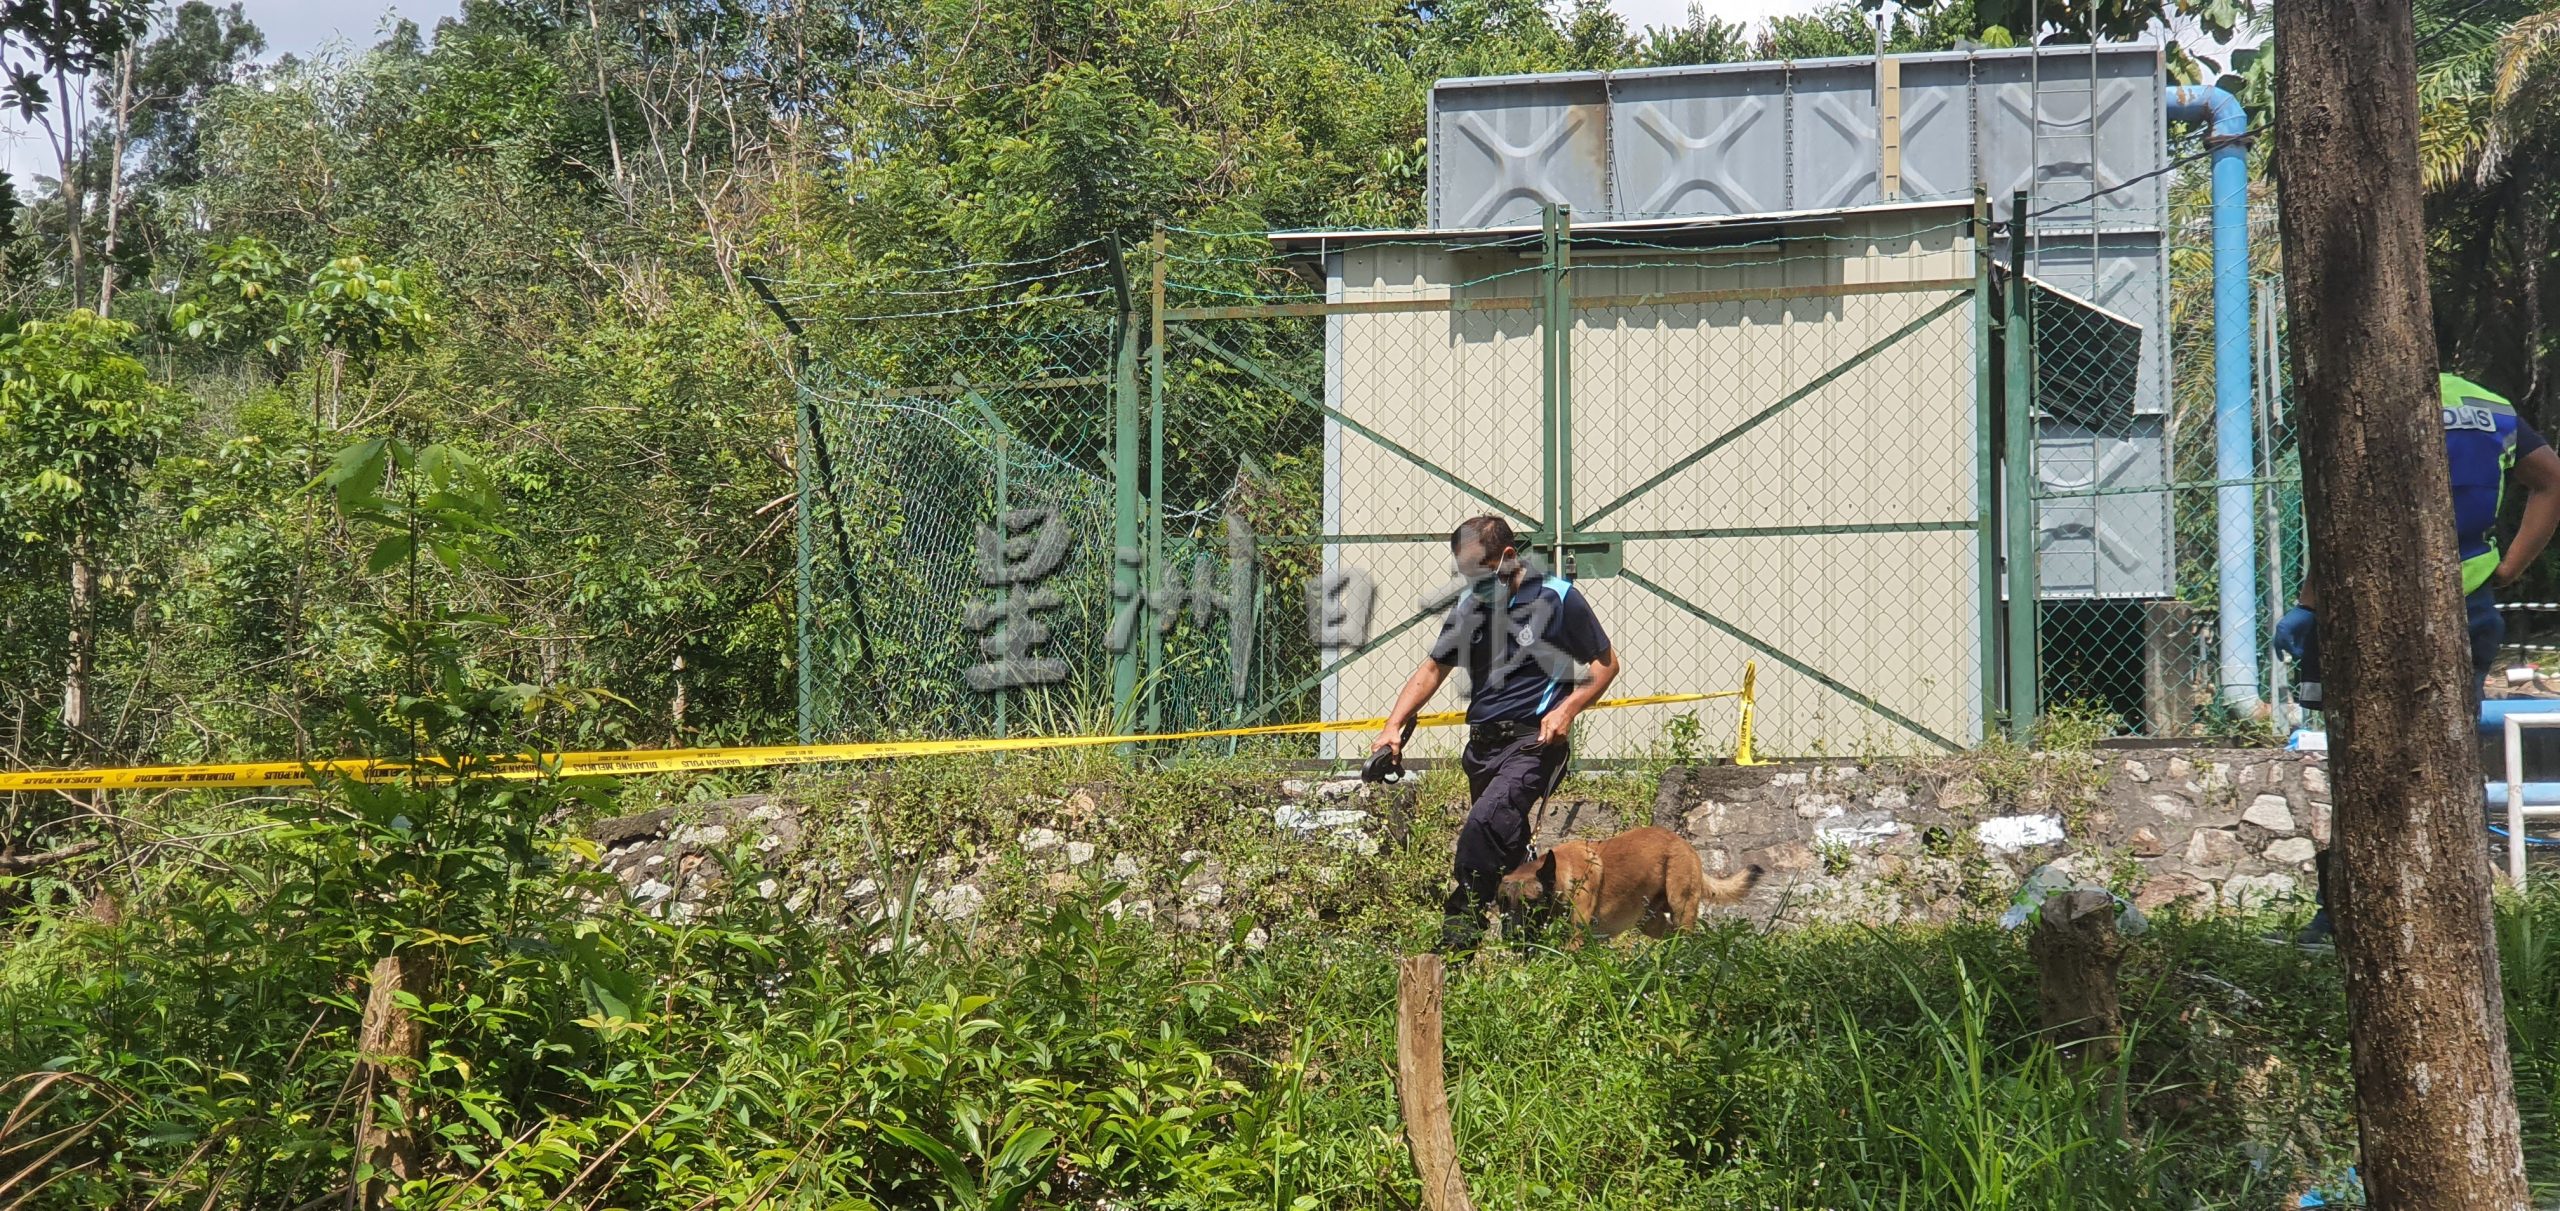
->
[2497, 559, 2527, 589]
[1371, 727, 1403, 757]
[2274, 605, 2316, 660]
[1536, 709, 1574, 747]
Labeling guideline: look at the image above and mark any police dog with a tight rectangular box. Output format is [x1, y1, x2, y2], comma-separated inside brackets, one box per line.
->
[1498, 826, 1760, 948]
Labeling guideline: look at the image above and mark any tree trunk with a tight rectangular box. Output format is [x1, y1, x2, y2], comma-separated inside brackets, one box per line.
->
[670, 652, 687, 742]
[584, 0, 629, 211]
[48, 65, 85, 313]
[350, 953, 424, 1210]
[2274, 0, 2533, 1205]
[97, 44, 134, 319]
[63, 553, 93, 749]
[2028, 888, 2126, 1138]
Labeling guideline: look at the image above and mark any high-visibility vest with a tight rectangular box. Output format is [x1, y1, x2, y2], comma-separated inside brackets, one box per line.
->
[2443, 373, 2522, 595]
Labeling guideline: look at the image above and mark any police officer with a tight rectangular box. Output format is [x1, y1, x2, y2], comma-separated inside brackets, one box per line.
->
[2274, 371, 2560, 945]
[1371, 514, 1622, 952]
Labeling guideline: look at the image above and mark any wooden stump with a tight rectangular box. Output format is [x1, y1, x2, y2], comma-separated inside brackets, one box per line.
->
[1395, 955, 1473, 1211]
[350, 953, 424, 1209]
[2026, 889, 2125, 1066]
[2028, 889, 2127, 1140]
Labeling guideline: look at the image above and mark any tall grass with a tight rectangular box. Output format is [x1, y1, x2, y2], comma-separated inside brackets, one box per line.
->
[19, 751, 2560, 1207]
[2499, 881, 2560, 1199]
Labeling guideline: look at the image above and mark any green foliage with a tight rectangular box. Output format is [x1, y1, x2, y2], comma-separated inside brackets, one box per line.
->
[291, 256, 429, 366]
[2501, 881, 2560, 1191]
[169, 235, 296, 356]
[1895, 0, 2247, 44]
[0, 309, 170, 550]
[1634, 4, 1751, 68]
[1663, 709, 1707, 765]
[111, 1, 267, 188]
[0, 769, 2404, 1208]
[2035, 697, 2125, 751]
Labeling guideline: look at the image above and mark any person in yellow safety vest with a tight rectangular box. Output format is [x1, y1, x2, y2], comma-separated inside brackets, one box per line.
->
[2272, 372, 2560, 947]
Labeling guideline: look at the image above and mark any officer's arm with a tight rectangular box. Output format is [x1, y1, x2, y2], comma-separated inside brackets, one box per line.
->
[1375, 659, 1451, 754]
[1537, 645, 1622, 745]
[2499, 445, 2560, 586]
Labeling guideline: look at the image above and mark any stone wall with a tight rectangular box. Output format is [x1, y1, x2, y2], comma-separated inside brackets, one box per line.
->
[581, 747, 2335, 932]
[1655, 748, 2330, 927]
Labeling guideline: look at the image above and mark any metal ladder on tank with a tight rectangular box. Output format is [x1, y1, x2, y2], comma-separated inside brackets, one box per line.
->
[2026, 41, 2106, 308]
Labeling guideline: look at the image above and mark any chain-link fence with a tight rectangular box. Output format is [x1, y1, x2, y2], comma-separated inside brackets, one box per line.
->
[792, 203, 2054, 758]
[2028, 205, 2307, 740]
[787, 255, 1126, 741]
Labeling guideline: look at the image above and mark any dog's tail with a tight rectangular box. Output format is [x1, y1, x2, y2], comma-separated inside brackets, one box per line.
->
[1692, 863, 1765, 906]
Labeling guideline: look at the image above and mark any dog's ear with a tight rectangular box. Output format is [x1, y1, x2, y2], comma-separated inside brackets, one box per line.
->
[1535, 848, 1558, 890]
[1500, 850, 1551, 902]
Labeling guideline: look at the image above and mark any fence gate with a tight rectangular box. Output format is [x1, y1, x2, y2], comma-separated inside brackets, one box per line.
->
[1156, 202, 2002, 758]
[793, 208, 2029, 756]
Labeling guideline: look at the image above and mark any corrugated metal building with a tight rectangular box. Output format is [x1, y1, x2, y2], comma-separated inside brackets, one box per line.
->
[1280, 45, 2162, 756]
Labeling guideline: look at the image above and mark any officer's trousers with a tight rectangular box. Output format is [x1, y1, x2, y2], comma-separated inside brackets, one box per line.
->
[1441, 733, 1569, 947]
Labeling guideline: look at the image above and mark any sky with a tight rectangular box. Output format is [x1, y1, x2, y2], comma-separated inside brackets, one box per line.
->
[6, 0, 2258, 186]
[1, 0, 467, 180]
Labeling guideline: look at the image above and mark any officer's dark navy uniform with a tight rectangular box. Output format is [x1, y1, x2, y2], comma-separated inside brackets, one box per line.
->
[2277, 374, 2543, 714]
[1371, 515, 1621, 952]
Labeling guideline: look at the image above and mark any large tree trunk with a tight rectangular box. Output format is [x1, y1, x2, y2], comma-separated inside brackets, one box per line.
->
[2273, 0, 2532, 1205]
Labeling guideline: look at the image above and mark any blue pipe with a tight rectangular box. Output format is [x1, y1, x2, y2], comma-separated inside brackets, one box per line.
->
[2167, 85, 2258, 709]
[2486, 783, 2560, 806]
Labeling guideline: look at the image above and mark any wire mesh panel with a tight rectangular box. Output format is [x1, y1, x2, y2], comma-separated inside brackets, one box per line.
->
[1163, 208, 1994, 759]
[1566, 213, 1988, 756]
[2030, 207, 2304, 740]
[794, 268, 1125, 741]
[790, 207, 2016, 757]
[1305, 237, 1556, 760]
[1155, 228, 1557, 752]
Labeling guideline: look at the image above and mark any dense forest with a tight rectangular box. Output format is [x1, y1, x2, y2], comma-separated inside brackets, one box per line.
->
[5, 0, 2560, 1206]
[5, 0, 2554, 767]
[0, 0, 2289, 768]
[0, 0, 1964, 770]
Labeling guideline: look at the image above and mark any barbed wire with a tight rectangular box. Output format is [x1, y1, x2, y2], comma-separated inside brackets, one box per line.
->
[763, 260, 1106, 303]
[806, 288, 1113, 325]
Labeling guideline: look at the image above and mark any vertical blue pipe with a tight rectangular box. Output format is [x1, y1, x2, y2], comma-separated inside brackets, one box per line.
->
[2166, 84, 2258, 709]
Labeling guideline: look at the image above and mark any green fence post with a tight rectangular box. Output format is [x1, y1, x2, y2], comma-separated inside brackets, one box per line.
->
[964, 387, 1011, 740]
[1146, 224, 1168, 734]
[1539, 203, 1568, 565]
[1554, 204, 1574, 570]
[2004, 191, 2040, 743]
[1109, 241, 1142, 736]
[794, 376, 815, 744]
[1974, 188, 2000, 743]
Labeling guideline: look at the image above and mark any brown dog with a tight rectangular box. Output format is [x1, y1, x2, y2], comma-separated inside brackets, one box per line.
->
[1498, 826, 1760, 947]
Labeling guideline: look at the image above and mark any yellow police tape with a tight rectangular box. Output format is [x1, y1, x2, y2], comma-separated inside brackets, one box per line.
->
[0, 677, 1757, 794]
